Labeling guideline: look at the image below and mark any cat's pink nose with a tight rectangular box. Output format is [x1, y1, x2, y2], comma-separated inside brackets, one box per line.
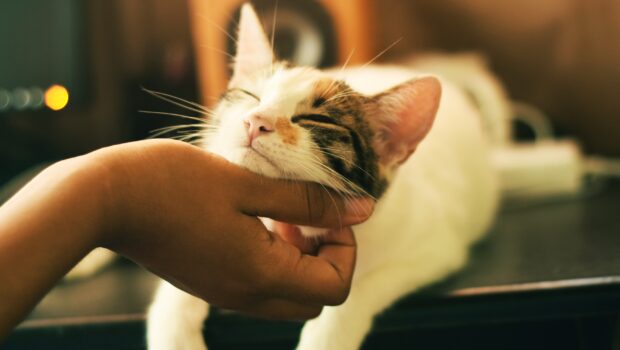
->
[244, 114, 274, 145]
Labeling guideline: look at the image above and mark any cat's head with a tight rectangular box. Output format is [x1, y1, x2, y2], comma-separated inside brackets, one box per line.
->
[204, 4, 441, 199]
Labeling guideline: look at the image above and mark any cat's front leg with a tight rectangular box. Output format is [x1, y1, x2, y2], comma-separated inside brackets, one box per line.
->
[147, 280, 209, 350]
[295, 277, 378, 350]
[65, 248, 116, 280]
[297, 248, 468, 350]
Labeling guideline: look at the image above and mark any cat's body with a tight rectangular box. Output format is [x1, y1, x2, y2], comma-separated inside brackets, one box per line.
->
[294, 67, 497, 349]
[147, 4, 499, 350]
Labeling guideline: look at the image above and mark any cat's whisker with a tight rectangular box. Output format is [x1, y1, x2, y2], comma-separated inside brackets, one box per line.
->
[361, 37, 402, 69]
[323, 49, 356, 98]
[258, 141, 370, 204]
[301, 148, 374, 199]
[336, 48, 355, 79]
[270, 0, 279, 75]
[196, 127, 218, 146]
[315, 146, 375, 180]
[324, 90, 359, 105]
[323, 85, 358, 102]
[325, 91, 357, 104]
[177, 133, 204, 142]
[290, 150, 344, 191]
[323, 149, 372, 178]
[142, 88, 210, 115]
[149, 125, 208, 139]
[167, 127, 208, 141]
[199, 44, 236, 60]
[139, 110, 215, 125]
[290, 160, 344, 228]
[142, 88, 211, 113]
[196, 13, 238, 46]
[151, 124, 203, 134]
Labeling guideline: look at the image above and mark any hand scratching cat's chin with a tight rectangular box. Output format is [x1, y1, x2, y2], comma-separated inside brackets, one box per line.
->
[238, 146, 283, 178]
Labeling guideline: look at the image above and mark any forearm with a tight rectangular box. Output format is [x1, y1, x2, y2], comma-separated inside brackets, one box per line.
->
[0, 157, 107, 339]
[0, 139, 369, 338]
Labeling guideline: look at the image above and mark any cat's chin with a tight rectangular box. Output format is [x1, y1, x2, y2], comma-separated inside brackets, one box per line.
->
[238, 147, 283, 178]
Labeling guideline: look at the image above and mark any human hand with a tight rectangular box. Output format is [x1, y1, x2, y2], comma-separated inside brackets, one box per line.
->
[89, 139, 374, 319]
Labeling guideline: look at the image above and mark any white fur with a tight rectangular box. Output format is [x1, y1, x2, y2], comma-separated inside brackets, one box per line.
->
[405, 52, 513, 146]
[148, 281, 209, 350]
[296, 67, 498, 349]
[147, 66, 499, 350]
[64, 248, 116, 280]
[206, 66, 353, 190]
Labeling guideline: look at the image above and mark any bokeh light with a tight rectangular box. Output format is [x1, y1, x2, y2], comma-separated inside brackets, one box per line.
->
[44, 84, 69, 111]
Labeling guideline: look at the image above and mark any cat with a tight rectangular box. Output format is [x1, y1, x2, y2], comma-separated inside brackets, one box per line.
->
[147, 4, 500, 350]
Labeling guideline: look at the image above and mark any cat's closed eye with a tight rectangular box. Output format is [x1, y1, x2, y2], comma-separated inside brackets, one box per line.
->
[339, 135, 351, 143]
[292, 114, 354, 145]
[227, 88, 260, 102]
[291, 114, 339, 126]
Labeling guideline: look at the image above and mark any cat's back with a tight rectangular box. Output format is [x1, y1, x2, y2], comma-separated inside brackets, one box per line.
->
[337, 65, 497, 209]
[333, 65, 486, 147]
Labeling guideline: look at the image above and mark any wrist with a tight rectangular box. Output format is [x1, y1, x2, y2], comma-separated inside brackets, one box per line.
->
[72, 150, 123, 250]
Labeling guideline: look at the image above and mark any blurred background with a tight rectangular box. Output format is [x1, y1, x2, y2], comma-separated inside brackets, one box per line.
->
[2, 0, 620, 189]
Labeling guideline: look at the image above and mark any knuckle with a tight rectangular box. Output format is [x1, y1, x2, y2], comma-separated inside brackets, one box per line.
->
[327, 286, 351, 306]
[303, 306, 322, 319]
[291, 306, 322, 320]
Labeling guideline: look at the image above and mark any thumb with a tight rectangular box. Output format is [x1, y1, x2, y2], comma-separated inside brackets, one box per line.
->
[237, 176, 374, 228]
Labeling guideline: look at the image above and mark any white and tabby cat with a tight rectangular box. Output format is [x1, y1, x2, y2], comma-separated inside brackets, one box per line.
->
[147, 4, 500, 350]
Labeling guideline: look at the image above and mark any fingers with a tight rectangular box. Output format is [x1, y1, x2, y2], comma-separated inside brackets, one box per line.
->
[272, 222, 318, 254]
[265, 226, 357, 306]
[238, 175, 374, 228]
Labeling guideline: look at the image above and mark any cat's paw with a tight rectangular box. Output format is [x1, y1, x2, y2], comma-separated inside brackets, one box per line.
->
[147, 282, 210, 350]
[148, 330, 207, 350]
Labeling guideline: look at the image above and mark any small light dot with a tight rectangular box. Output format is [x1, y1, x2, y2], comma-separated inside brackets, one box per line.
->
[44, 85, 69, 111]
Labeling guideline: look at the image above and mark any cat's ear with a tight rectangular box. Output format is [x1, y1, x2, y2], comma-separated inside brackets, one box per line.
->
[369, 76, 441, 168]
[231, 4, 274, 84]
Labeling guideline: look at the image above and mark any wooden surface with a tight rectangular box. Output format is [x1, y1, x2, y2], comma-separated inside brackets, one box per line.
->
[5, 181, 620, 349]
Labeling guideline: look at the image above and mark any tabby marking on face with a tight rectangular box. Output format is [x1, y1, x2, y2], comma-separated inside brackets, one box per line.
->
[292, 78, 386, 197]
[276, 117, 299, 145]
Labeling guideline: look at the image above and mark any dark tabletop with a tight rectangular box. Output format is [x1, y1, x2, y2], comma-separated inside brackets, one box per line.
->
[5, 181, 620, 349]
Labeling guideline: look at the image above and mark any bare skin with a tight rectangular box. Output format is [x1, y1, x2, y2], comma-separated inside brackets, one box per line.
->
[0, 139, 374, 340]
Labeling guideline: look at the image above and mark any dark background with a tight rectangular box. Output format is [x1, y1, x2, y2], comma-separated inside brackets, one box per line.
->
[1, 0, 619, 188]
[375, 0, 620, 156]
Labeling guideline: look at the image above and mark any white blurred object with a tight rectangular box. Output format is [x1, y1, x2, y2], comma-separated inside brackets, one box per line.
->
[584, 156, 620, 178]
[405, 52, 620, 201]
[511, 101, 554, 141]
[492, 141, 583, 200]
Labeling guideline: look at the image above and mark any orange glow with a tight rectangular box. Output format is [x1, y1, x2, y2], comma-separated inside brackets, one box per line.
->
[44, 85, 69, 111]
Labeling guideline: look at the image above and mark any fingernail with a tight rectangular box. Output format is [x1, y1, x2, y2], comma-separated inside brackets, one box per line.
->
[344, 197, 375, 222]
